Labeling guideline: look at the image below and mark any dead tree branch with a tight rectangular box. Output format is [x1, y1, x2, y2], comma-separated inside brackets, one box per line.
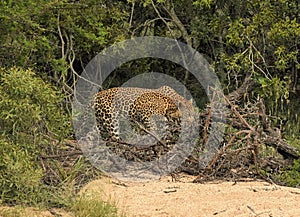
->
[194, 74, 299, 182]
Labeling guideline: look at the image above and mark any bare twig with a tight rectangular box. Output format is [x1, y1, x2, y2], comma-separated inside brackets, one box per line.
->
[129, 0, 135, 27]
[205, 129, 252, 171]
[57, 10, 65, 59]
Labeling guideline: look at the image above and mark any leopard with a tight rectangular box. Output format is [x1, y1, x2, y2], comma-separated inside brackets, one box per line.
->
[93, 85, 195, 141]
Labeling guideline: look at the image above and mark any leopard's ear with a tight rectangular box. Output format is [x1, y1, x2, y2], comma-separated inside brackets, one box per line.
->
[178, 101, 184, 110]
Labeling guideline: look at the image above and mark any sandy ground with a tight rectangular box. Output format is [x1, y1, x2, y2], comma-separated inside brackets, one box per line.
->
[1, 174, 299, 217]
[81, 174, 300, 217]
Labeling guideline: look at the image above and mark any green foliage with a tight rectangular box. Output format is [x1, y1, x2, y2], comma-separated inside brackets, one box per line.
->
[0, 138, 44, 205]
[0, 67, 72, 205]
[0, 67, 71, 142]
[193, 0, 215, 8]
[276, 158, 300, 187]
[190, 0, 299, 138]
[263, 138, 300, 187]
[0, 0, 129, 86]
[257, 76, 289, 108]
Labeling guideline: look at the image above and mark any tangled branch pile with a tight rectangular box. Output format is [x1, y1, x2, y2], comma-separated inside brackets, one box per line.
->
[192, 75, 299, 183]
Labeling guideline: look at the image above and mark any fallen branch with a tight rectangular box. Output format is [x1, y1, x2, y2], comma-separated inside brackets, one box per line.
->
[193, 74, 299, 182]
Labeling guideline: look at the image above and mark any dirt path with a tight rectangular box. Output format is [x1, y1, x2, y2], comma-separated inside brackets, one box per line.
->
[81, 174, 300, 217]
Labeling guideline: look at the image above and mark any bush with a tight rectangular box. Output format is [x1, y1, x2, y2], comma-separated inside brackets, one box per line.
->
[0, 138, 44, 204]
[0, 67, 72, 205]
[0, 67, 71, 142]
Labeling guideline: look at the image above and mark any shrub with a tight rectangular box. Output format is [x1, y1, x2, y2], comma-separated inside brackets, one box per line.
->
[0, 67, 71, 142]
[0, 138, 44, 204]
[0, 67, 72, 205]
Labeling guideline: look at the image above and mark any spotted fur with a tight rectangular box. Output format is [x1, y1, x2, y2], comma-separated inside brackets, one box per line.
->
[93, 86, 194, 140]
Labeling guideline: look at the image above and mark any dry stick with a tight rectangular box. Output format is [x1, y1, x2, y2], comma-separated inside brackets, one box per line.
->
[135, 120, 167, 147]
[129, 0, 135, 27]
[57, 10, 65, 59]
[258, 98, 269, 129]
[40, 150, 83, 159]
[197, 90, 258, 176]
[246, 36, 272, 80]
[223, 94, 256, 132]
[120, 119, 169, 149]
[202, 104, 212, 145]
[251, 134, 260, 173]
[227, 74, 256, 102]
[212, 143, 252, 178]
[205, 130, 252, 172]
[202, 89, 217, 145]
